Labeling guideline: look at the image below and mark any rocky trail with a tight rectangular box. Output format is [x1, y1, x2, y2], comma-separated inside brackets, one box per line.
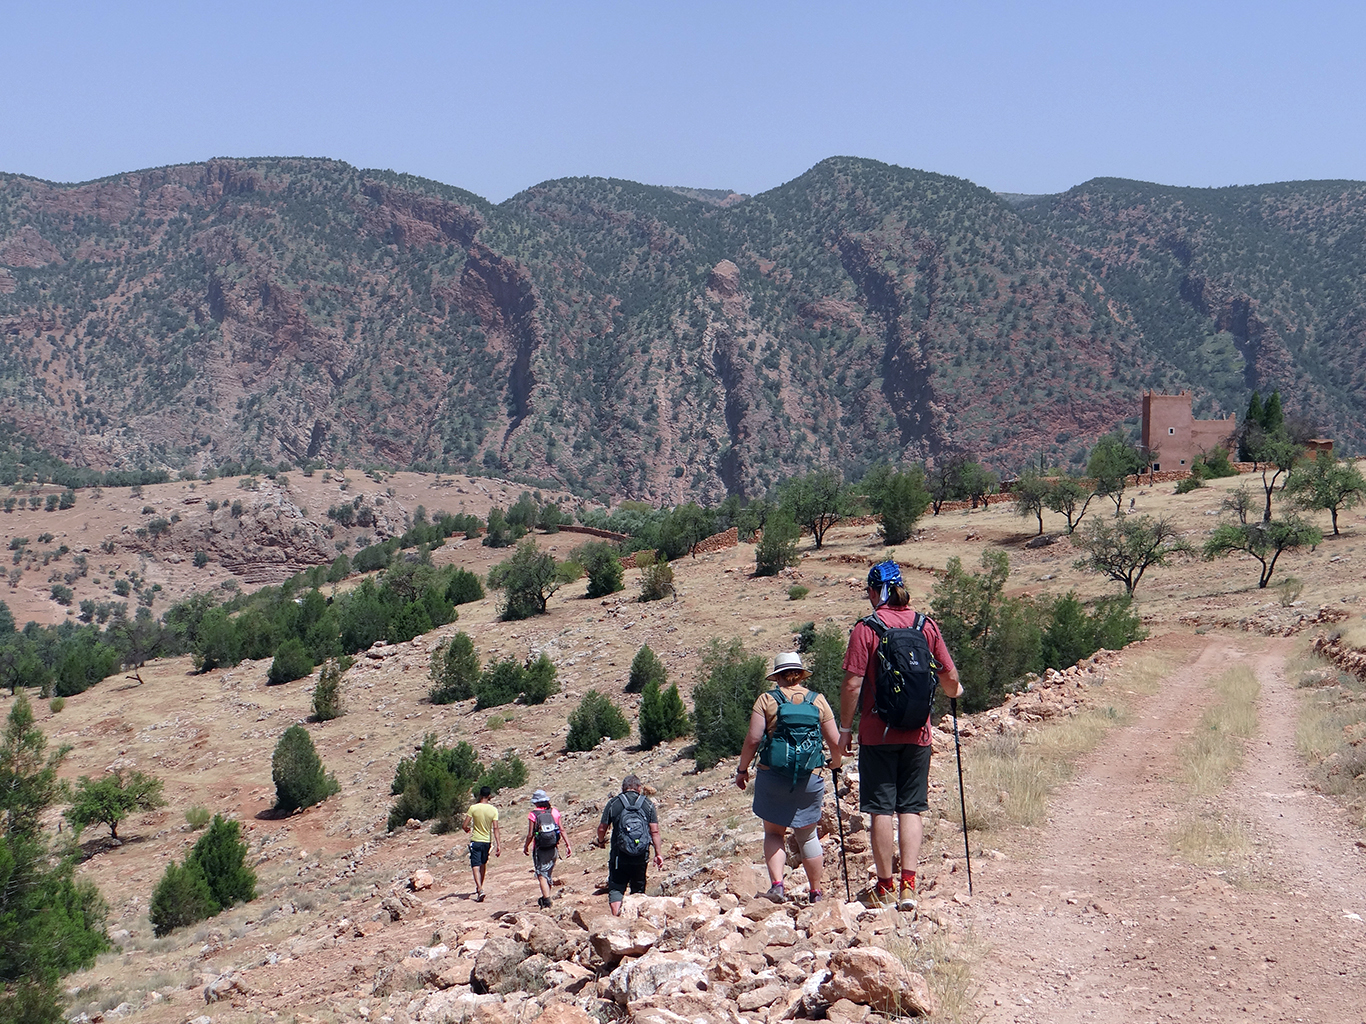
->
[973, 635, 1366, 1024]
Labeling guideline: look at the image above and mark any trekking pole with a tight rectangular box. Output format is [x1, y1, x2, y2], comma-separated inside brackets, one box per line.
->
[830, 767, 852, 904]
[950, 697, 973, 896]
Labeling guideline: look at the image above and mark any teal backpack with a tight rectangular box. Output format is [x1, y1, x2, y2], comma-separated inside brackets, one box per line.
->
[758, 688, 825, 790]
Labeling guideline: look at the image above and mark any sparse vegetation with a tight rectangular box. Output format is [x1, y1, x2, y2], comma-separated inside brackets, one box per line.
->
[429, 632, 480, 704]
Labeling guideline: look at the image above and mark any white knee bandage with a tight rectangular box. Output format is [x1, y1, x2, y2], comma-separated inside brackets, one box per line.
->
[794, 824, 822, 860]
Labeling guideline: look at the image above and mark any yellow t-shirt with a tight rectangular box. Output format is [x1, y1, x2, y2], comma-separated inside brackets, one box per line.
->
[468, 802, 499, 843]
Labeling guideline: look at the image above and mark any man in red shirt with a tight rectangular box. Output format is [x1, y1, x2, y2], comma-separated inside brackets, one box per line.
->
[840, 561, 962, 910]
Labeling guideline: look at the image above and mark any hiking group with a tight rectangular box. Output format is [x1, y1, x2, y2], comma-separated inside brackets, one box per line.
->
[462, 560, 959, 912]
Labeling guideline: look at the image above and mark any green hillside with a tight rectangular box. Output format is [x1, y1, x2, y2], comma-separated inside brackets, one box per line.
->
[0, 157, 1362, 500]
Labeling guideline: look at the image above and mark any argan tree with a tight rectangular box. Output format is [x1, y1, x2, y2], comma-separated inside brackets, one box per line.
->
[1071, 514, 1192, 597]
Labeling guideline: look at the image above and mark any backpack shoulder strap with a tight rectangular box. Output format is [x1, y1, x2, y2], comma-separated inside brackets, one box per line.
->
[768, 686, 789, 706]
[623, 793, 644, 811]
[913, 612, 926, 631]
[861, 612, 889, 638]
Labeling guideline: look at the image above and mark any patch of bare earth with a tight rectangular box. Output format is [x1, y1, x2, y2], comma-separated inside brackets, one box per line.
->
[972, 636, 1366, 1023]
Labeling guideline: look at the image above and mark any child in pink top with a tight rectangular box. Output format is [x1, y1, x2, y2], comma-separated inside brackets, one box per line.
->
[523, 788, 571, 909]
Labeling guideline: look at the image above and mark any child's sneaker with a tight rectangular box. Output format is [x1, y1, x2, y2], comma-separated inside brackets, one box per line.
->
[760, 884, 787, 904]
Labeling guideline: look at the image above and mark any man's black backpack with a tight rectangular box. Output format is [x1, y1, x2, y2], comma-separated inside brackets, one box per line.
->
[612, 793, 650, 857]
[862, 611, 942, 734]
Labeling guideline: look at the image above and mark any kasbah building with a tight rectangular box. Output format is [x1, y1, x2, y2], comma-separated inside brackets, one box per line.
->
[1141, 390, 1237, 472]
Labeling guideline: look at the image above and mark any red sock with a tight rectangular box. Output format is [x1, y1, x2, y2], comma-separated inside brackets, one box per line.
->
[900, 870, 916, 891]
[877, 877, 894, 893]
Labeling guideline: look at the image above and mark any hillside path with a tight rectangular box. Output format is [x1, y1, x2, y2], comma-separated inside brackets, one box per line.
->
[971, 635, 1366, 1024]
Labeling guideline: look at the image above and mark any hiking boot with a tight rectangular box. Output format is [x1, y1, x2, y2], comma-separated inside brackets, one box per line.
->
[862, 885, 895, 909]
[538, 895, 552, 909]
[807, 889, 823, 903]
[760, 884, 787, 904]
[474, 891, 485, 903]
[897, 881, 918, 912]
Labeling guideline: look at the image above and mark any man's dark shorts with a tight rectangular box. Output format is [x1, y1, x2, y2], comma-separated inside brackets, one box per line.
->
[607, 851, 648, 903]
[469, 841, 491, 867]
[858, 742, 932, 815]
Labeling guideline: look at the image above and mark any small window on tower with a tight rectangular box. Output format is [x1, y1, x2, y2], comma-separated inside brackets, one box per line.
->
[1169, 427, 1175, 435]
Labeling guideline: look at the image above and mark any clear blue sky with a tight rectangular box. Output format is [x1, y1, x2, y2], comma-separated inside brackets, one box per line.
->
[2, 1, 1363, 202]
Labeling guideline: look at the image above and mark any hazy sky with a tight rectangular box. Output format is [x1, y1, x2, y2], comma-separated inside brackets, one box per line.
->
[2, 1, 1363, 202]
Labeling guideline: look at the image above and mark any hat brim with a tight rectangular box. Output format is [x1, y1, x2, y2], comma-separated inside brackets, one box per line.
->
[766, 667, 812, 681]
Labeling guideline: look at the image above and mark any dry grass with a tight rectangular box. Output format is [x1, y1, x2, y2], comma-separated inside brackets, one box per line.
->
[950, 649, 1179, 831]
[1178, 666, 1260, 797]
[1294, 644, 1366, 828]
[887, 928, 984, 1023]
[1171, 810, 1252, 869]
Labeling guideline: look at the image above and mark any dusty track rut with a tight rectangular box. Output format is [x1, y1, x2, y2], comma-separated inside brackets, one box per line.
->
[972, 635, 1366, 1024]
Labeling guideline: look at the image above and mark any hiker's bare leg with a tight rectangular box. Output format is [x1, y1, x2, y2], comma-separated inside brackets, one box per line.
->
[898, 812, 923, 873]
[472, 863, 485, 892]
[793, 824, 823, 892]
[538, 874, 551, 899]
[762, 822, 788, 886]
[870, 813, 896, 879]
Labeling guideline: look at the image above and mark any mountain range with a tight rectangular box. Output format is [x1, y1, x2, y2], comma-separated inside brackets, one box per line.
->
[2, 156, 1363, 501]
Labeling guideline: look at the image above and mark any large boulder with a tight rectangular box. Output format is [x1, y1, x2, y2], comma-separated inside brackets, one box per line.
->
[631, 993, 745, 1024]
[819, 947, 936, 1016]
[604, 950, 708, 1005]
[469, 935, 531, 995]
[588, 916, 659, 965]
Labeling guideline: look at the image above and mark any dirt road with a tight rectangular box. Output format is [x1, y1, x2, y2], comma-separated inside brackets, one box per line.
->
[973, 635, 1366, 1024]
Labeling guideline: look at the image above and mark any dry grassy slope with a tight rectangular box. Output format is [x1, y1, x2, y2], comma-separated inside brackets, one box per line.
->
[13, 466, 1366, 1020]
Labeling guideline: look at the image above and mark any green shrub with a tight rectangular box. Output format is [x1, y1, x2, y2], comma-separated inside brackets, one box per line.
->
[267, 638, 314, 685]
[640, 559, 674, 602]
[639, 679, 690, 750]
[521, 653, 559, 704]
[193, 550, 209, 568]
[271, 725, 338, 813]
[755, 511, 801, 576]
[787, 585, 809, 600]
[48, 696, 64, 714]
[803, 622, 849, 710]
[692, 638, 768, 769]
[575, 541, 624, 598]
[566, 691, 631, 751]
[1174, 475, 1204, 493]
[477, 749, 528, 794]
[311, 659, 345, 721]
[446, 567, 484, 605]
[185, 805, 211, 830]
[475, 660, 523, 709]
[50, 585, 74, 606]
[149, 860, 216, 937]
[190, 815, 256, 911]
[429, 632, 480, 703]
[931, 550, 1043, 712]
[387, 734, 481, 831]
[1196, 446, 1239, 478]
[626, 644, 667, 694]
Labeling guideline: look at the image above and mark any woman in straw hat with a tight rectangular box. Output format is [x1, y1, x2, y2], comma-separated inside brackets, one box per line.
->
[734, 652, 843, 903]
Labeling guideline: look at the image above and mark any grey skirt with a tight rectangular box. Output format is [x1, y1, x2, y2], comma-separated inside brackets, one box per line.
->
[752, 767, 825, 829]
